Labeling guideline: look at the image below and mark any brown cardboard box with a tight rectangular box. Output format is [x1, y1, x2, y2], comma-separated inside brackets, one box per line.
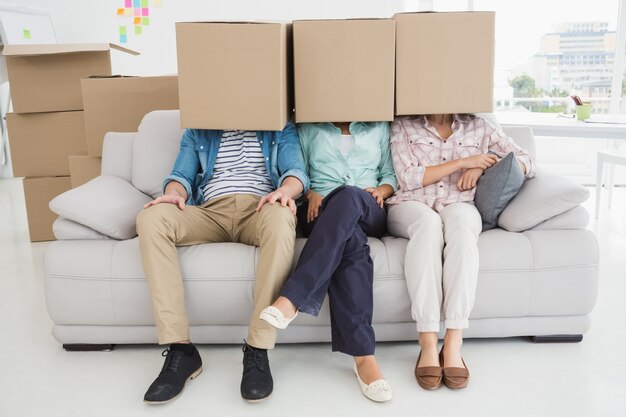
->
[23, 176, 71, 242]
[69, 156, 102, 188]
[3, 44, 139, 113]
[395, 12, 495, 115]
[6, 111, 88, 177]
[294, 19, 396, 123]
[176, 22, 292, 131]
[81, 76, 179, 156]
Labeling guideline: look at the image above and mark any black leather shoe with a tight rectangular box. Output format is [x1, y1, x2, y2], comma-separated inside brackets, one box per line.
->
[143, 345, 203, 404]
[240, 342, 273, 401]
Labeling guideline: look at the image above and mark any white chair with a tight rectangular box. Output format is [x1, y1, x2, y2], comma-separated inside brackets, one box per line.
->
[595, 149, 626, 218]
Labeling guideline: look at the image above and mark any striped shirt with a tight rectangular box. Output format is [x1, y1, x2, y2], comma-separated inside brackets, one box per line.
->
[386, 115, 536, 212]
[202, 130, 274, 202]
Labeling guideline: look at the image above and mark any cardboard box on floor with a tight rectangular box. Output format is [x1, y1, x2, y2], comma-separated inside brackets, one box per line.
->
[6, 111, 87, 178]
[69, 156, 102, 188]
[2, 44, 139, 114]
[23, 176, 71, 242]
[293, 19, 396, 123]
[81, 76, 179, 156]
[176, 22, 292, 131]
[394, 12, 495, 115]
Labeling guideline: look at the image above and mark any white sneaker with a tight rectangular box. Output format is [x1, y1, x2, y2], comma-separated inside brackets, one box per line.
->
[353, 364, 392, 403]
[259, 306, 298, 330]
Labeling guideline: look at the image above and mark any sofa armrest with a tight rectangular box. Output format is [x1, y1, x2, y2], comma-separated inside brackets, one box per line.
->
[102, 132, 135, 182]
[497, 169, 590, 232]
[530, 205, 589, 231]
[53, 217, 111, 240]
[49, 175, 152, 240]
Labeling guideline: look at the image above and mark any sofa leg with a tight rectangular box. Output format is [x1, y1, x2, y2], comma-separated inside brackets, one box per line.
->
[529, 335, 583, 343]
[63, 344, 115, 352]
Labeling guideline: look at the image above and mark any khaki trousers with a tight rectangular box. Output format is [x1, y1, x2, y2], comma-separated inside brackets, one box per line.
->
[387, 201, 482, 333]
[136, 194, 296, 349]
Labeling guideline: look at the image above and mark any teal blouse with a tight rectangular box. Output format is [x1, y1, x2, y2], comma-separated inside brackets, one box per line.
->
[298, 122, 397, 197]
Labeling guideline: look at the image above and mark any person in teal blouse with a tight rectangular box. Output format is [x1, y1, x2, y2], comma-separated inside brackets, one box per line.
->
[259, 121, 397, 402]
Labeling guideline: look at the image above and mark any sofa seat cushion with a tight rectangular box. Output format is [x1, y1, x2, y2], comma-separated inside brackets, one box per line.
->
[45, 230, 598, 329]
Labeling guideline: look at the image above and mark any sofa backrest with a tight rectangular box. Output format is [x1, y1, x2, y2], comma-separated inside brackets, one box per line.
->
[501, 125, 536, 159]
[132, 110, 185, 199]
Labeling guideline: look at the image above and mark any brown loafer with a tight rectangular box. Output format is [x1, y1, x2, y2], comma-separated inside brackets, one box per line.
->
[414, 351, 443, 390]
[440, 347, 470, 389]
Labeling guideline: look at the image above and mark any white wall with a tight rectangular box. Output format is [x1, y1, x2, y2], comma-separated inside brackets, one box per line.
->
[10, 0, 405, 76]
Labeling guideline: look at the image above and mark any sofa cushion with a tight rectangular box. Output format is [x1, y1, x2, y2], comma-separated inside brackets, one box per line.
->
[49, 175, 152, 240]
[497, 169, 590, 232]
[132, 110, 185, 199]
[474, 152, 525, 231]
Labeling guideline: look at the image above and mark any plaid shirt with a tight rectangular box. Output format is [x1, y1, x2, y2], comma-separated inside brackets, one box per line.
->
[386, 115, 535, 212]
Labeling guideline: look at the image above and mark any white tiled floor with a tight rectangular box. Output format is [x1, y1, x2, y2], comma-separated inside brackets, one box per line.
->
[0, 178, 625, 417]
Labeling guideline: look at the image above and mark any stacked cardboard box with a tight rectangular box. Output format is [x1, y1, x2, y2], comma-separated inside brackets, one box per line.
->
[3, 43, 137, 241]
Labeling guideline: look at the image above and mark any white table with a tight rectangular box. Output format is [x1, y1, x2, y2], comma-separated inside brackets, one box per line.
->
[494, 111, 626, 140]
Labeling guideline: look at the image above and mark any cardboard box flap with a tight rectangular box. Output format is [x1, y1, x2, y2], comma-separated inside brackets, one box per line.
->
[2, 43, 139, 57]
[394, 11, 495, 18]
[178, 20, 288, 25]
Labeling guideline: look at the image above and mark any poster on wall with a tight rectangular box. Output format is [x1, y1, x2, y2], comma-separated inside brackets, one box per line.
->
[0, 4, 56, 45]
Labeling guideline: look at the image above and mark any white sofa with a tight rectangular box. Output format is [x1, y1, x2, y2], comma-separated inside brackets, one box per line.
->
[45, 110, 599, 350]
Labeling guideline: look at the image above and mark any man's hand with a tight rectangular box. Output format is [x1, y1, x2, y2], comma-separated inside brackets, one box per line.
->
[256, 188, 297, 215]
[143, 194, 186, 210]
[460, 154, 498, 170]
[457, 168, 484, 191]
[305, 190, 324, 223]
[365, 187, 385, 208]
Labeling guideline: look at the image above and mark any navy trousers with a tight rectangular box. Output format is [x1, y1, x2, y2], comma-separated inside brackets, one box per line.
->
[280, 186, 387, 356]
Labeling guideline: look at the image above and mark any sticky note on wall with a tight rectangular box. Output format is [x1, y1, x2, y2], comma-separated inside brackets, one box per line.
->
[120, 34, 127, 44]
[23, 29, 31, 39]
[141, 0, 149, 7]
[117, 8, 124, 15]
[125, 0, 132, 7]
[142, 17, 150, 26]
[142, 8, 149, 16]
[134, 17, 141, 24]
[119, 26, 127, 35]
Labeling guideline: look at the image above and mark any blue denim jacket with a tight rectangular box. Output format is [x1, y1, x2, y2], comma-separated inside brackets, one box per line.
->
[164, 120, 310, 206]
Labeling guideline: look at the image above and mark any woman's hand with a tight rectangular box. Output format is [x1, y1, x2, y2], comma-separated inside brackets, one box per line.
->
[457, 168, 484, 191]
[365, 187, 385, 208]
[460, 154, 498, 170]
[306, 190, 324, 223]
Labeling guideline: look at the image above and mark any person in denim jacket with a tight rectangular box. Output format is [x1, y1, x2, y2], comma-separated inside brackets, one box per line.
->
[136, 120, 309, 404]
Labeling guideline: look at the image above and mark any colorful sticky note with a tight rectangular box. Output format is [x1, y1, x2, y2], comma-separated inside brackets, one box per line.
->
[141, 0, 148, 7]
[135, 25, 142, 35]
[125, 0, 132, 7]
[23, 29, 31, 39]
[133, 0, 140, 7]
[134, 7, 141, 16]
[117, 8, 124, 15]
[124, 8, 132, 16]
[119, 26, 127, 35]
[119, 34, 127, 44]
[142, 17, 150, 26]
[142, 7, 149, 16]
[154, 0, 162, 6]
[134, 17, 141, 24]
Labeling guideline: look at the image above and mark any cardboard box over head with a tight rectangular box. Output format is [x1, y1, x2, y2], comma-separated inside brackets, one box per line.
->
[81, 75, 179, 156]
[6, 111, 87, 178]
[176, 22, 292, 131]
[394, 12, 495, 115]
[22, 176, 71, 242]
[3, 43, 139, 113]
[293, 18, 396, 123]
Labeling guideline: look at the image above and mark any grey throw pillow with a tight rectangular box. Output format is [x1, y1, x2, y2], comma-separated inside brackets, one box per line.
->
[474, 152, 524, 231]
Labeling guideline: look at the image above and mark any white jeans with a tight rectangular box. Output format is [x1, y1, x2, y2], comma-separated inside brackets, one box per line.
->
[387, 201, 482, 333]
